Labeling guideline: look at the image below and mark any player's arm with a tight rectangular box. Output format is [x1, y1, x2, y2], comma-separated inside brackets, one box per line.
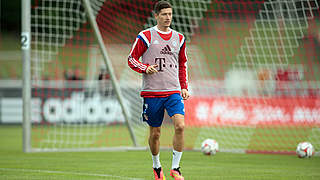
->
[178, 36, 190, 100]
[128, 30, 159, 74]
[128, 37, 149, 73]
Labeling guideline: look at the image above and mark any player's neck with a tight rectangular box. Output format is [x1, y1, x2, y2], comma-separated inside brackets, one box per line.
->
[156, 25, 171, 33]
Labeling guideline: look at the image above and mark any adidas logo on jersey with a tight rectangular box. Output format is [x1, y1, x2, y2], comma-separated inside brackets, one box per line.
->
[160, 45, 173, 55]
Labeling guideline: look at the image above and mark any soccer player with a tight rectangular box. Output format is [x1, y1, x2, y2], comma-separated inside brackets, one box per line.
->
[127, 1, 189, 180]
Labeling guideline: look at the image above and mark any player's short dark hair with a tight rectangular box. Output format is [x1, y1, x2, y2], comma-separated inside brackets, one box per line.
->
[154, 1, 172, 14]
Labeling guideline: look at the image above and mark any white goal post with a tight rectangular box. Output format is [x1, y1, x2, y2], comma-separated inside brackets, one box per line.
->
[81, 0, 137, 147]
[22, 0, 139, 152]
[21, 0, 32, 153]
[22, 0, 320, 155]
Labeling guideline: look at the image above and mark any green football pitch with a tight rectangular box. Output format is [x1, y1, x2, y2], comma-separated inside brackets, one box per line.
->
[0, 125, 319, 180]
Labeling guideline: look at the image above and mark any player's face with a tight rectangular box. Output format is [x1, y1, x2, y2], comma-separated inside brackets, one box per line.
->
[155, 8, 172, 30]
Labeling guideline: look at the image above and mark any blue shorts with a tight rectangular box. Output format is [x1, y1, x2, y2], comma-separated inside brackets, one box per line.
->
[142, 93, 185, 127]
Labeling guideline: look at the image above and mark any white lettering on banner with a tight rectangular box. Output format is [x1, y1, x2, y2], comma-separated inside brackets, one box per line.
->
[252, 106, 290, 124]
[42, 93, 129, 123]
[195, 102, 209, 121]
[313, 109, 320, 123]
[85, 100, 102, 123]
[221, 107, 246, 122]
[192, 99, 320, 125]
[101, 99, 124, 124]
[210, 102, 246, 123]
[293, 108, 320, 123]
[211, 102, 227, 121]
[252, 106, 264, 124]
[43, 98, 62, 123]
[62, 99, 79, 123]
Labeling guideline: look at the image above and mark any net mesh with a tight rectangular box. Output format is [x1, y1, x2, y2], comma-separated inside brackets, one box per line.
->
[30, 0, 320, 154]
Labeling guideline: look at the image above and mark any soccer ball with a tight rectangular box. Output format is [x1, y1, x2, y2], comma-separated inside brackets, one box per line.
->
[296, 142, 314, 158]
[201, 139, 219, 156]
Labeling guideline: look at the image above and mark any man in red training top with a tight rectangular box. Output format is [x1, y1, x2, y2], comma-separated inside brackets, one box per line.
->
[127, 1, 189, 180]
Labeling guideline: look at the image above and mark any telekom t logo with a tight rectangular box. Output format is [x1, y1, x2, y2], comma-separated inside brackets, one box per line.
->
[155, 58, 165, 72]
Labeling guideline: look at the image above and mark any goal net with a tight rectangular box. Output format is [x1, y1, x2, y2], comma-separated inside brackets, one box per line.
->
[27, 0, 320, 154]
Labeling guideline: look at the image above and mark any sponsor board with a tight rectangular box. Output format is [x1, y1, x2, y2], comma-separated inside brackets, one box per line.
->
[185, 96, 320, 126]
[1, 92, 128, 124]
[42, 92, 127, 124]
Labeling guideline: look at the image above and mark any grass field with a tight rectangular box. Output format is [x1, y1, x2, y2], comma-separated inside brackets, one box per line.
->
[1, 125, 320, 180]
[25, 122, 320, 153]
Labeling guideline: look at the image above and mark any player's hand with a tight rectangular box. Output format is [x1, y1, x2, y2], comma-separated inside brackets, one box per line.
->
[181, 89, 190, 100]
[146, 64, 158, 74]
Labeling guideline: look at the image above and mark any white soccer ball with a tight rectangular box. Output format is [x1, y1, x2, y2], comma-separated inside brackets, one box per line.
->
[201, 139, 219, 156]
[296, 142, 314, 158]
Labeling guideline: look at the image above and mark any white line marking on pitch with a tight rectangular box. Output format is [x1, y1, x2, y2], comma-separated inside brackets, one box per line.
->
[0, 168, 144, 180]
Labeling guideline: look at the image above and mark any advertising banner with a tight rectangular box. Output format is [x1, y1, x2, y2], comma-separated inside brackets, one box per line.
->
[185, 96, 320, 126]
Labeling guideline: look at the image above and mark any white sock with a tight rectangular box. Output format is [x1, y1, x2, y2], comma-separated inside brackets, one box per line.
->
[152, 153, 161, 169]
[172, 149, 183, 169]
